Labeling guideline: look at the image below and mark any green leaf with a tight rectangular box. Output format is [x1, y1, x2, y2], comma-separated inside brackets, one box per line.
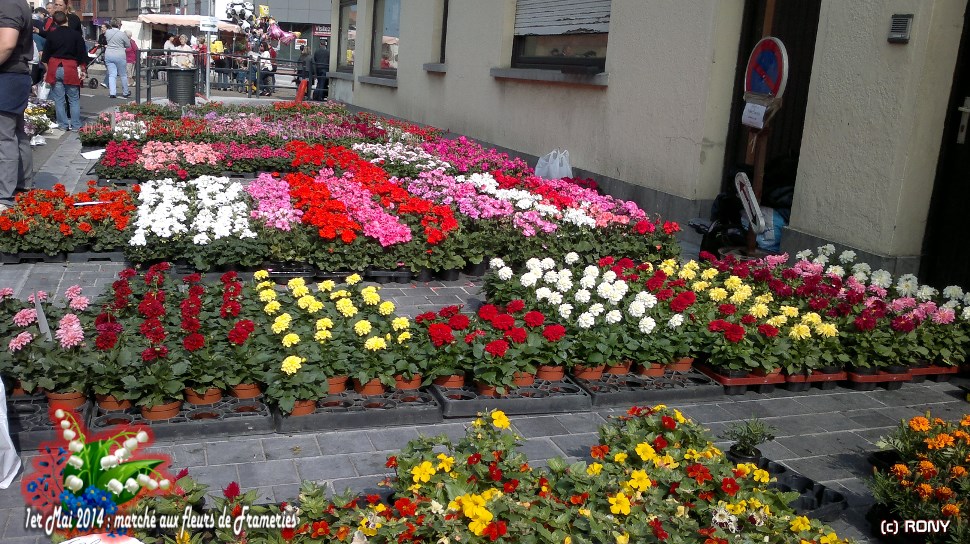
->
[96, 459, 163, 504]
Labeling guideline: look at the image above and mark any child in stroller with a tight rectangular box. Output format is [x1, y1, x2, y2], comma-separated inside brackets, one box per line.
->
[84, 39, 104, 89]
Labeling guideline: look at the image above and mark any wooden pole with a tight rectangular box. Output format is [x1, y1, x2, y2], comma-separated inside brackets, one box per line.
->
[744, 0, 777, 256]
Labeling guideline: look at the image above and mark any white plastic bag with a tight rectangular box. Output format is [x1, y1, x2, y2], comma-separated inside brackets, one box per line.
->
[535, 149, 573, 180]
[0, 380, 22, 489]
[36, 81, 51, 101]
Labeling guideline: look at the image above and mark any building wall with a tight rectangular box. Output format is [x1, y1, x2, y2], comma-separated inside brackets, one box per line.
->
[786, 0, 966, 259]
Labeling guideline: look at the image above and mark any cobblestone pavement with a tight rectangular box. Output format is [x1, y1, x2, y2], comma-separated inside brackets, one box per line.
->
[2, 115, 967, 543]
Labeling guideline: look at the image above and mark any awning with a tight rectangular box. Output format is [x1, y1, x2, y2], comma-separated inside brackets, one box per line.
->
[137, 14, 242, 33]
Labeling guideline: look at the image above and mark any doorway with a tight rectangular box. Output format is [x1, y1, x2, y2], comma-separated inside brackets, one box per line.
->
[920, 3, 970, 288]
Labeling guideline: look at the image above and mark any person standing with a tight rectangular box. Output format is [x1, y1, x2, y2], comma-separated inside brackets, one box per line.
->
[103, 18, 130, 98]
[311, 37, 328, 101]
[0, 0, 34, 212]
[42, 11, 86, 130]
[295, 44, 309, 86]
[124, 29, 137, 85]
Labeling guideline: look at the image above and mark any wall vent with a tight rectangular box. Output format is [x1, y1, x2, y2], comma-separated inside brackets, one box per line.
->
[888, 14, 913, 44]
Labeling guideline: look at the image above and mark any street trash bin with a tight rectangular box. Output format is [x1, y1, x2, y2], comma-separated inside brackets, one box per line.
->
[166, 68, 196, 105]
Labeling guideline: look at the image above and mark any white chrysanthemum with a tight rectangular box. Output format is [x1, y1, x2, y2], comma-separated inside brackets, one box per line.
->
[628, 300, 646, 318]
[558, 269, 573, 279]
[540, 257, 556, 270]
[575, 289, 591, 303]
[588, 303, 605, 316]
[577, 312, 595, 329]
[818, 244, 836, 256]
[838, 250, 856, 263]
[851, 262, 872, 275]
[605, 310, 622, 324]
[579, 276, 597, 289]
[497, 267, 513, 281]
[543, 270, 559, 284]
[638, 316, 656, 334]
[962, 307, 970, 321]
[943, 300, 960, 310]
[520, 272, 539, 288]
[583, 265, 600, 279]
[943, 286, 964, 300]
[896, 274, 918, 297]
[825, 265, 845, 277]
[635, 291, 658, 309]
[795, 249, 813, 260]
[602, 271, 618, 283]
[667, 314, 684, 328]
[489, 258, 506, 270]
[547, 292, 563, 305]
[556, 277, 574, 293]
[535, 287, 553, 301]
[916, 285, 938, 301]
[558, 304, 573, 319]
[812, 254, 829, 265]
[870, 270, 892, 288]
[852, 271, 869, 283]
[564, 252, 580, 265]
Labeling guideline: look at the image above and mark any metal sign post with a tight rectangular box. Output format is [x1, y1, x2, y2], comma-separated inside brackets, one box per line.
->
[200, 15, 219, 101]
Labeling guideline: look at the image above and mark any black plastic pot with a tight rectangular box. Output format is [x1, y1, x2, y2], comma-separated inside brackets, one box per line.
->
[725, 446, 762, 465]
[415, 269, 434, 283]
[463, 260, 488, 277]
[435, 268, 461, 282]
[783, 381, 811, 393]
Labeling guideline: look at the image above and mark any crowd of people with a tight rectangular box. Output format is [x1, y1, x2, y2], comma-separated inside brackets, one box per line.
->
[209, 36, 329, 99]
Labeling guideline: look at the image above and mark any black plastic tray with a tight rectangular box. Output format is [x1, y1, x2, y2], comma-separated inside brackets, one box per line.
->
[89, 396, 275, 441]
[6, 395, 92, 451]
[572, 369, 722, 407]
[275, 389, 442, 433]
[431, 378, 591, 418]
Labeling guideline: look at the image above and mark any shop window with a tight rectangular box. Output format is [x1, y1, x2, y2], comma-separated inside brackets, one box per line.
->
[337, 0, 357, 71]
[512, 0, 610, 73]
[370, 0, 400, 76]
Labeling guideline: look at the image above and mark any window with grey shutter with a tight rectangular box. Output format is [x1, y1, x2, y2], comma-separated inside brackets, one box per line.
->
[514, 0, 611, 36]
[511, 0, 610, 72]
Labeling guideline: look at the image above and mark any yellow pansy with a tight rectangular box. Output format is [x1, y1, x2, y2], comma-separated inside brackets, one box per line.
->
[437, 453, 455, 472]
[753, 469, 770, 483]
[397, 331, 411, 344]
[587, 463, 603, 476]
[579, 508, 591, 517]
[790, 516, 811, 532]
[708, 288, 728, 302]
[608, 493, 631, 516]
[281, 333, 300, 347]
[815, 323, 838, 338]
[726, 502, 745, 515]
[346, 273, 362, 285]
[653, 454, 679, 469]
[628, 470, 651, 491]
[392, 317, 410, 331]
[675, 505, 689, 518]
[354, 320, 373, 336]
[379, 301, 395, 315]
[280, 356, 303, 375]
[780, 305, 800, 317]
[789, 323, 811, 341]
[263, 300, 281, 315]
[364, 337, 387, 351]
[674, 409, 687, 424]
[749, 303, 770, 319]
[481, 488, 500, 501]
[259, 289, 277, 302]
[253, 270, 269, 280]
[613, 452, 628, 464]
[684, 449, 701, 461]
[820, 534, 840, 544]
[491, 410, 510, 429]
[615, 533, 630, 544]
[411, 461, 436, 483]
[314, 329, 333, 342]
[317, 280, 336, 292]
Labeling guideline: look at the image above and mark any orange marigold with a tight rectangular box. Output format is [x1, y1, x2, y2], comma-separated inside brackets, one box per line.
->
[935, 486, 954, 501]
[890, 464, 911, 479]
[918, 460, 938, 479]
[951, 466, 968, 478]
[934, 418, 947, 426]
[910, 416, 931, 432]
[942, 503, 960, 517]
[954, 430, 970, 444]
[925, 434, 956, 450]
[915, 483, 934, 500]
[960, 415, 970, 428]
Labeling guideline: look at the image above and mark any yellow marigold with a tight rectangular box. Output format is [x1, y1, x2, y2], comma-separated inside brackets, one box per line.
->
[411, 460, 436, 483]
[314, 329, 333, 342]
[291, 285, 310, 298]
[780, 305, 799, 318]
[316, 317, 334, 330]
[437, 453, 455, 472]
[281, 333, 300, 347]
[586, 463, 603, 476]
[364, 336, 387, 351]
[613, 452, 628, 464]
[701, 268, 719, 280]
[397, 331, 411, 344]
[354, 320, 373, 336]
[749, 303, 770, 319]
[392, 317, 410, 331]
[263, 300, 281, 315]
[815, 323, 838, 338]
[635, 442, 657, 461]
[942, 503, 960, 517]
[346, 273, 362, 285]
[362, 291, 381, 306]
[336, 298, 358, 317]
[909, 416, 931, 432]
[723, 276, 743, 290]
[280, 356, 303, 376]
[789, 516, 811, 532]
[627, 470, 651, 491]
[297, 295, 316, 310]
[256, 281, 274, 290]
[271, 315, 291, 334]
[317, 280, 335, 292]
[801, 312, 822, 325]
[691, 281, 710, 292]
[258, 289, 277, 302]
[755, 293, 773, 304]
[608, 493, 631, 516]
[789, 323, 812, 341]
[253, 270, 269, 280]
[491, 410, 510, 429]
[678, 267, 697, 280]
[379, 301, 395, 315]
[708, 288, 728, 302]
[729, 286, 752, 304]
[287, 277, 306, 290]
[329, 289, 350, 300]
[306, 299, 323, 314]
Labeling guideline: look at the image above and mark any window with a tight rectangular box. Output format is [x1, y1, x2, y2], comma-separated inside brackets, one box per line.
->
[370, 0, 400, 76]
[337, 0, 357, 71]
[439, 0, 449, 63]
[512, 0, 610, 73]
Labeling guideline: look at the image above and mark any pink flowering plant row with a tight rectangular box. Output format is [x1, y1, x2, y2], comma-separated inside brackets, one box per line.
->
[94, 140, 292, 181]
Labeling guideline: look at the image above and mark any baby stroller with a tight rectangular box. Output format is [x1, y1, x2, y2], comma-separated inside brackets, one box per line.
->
[84, 40, 103, 89]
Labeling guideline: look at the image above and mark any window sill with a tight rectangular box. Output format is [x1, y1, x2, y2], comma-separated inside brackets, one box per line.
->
[326, 71, 354, 81]
[489, 68, 608, 87]
[423, 63, 447, 73]
[358, 76, 398, 88]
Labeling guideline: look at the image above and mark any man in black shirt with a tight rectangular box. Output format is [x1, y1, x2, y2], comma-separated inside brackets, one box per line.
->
[50, 1, 81, 33]
[311, 37, 328, 101]
[0, 0, 34, 211]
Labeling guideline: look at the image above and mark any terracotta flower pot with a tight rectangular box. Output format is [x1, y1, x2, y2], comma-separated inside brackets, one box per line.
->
[751, 368, 782, 377]
[184, 387, 223, 405]
[46, 390, 86, 410]
[606, 361, 633, 375]
[230, 383, 262, 399]
[328, 376, 349, 394]
[512, 371, 535, 387]
[535, 365, 565, 381]
[572, 364, 606, 381]
[140, 400, 183, 421]
[637, 363, 666, 377]
[289, 400, 317, 416]
[433, 374, 465, 388]
[476, 382, 499, 397]
[394, 374, 423, 390]
[353, 378, 386, 396]
[10, 381, 33, 397]
[667, 357, 694, 372]
[96, 394, 132, 411]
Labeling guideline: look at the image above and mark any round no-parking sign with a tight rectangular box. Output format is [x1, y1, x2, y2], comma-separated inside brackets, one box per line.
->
[744, 37, 788, 98]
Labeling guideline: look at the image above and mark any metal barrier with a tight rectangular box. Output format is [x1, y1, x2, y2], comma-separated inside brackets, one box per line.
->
[132, 49, 321, 104]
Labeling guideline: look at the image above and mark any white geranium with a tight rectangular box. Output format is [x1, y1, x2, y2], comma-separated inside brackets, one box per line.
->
[838, 250, 856, 263]
[577, 312, 595, 329]
[564, 252, 580, 265]
[520, 272, 539, 288]
[579, 276, 597, 289]
[575, 289, 591, 304]
[596, 282, 613, 300]
[547, 292, 563, 305]
[558, 303, 573, 319]
[540, 257, 556, 270]
[896, 274, 918, 297]
[489, 258, 506, 270]
[351, 142, 451, 171]
[667, 314, 684, 328]
[602, 271, 618, 283]
[543, 270, 559, 284]
[535, 287, 553, 301]
[628, 300, 646, 318]
[943, 286, 964, 300]
[556, 277, 574, 293]
[635, 291, 658, 309]
[588, 303, 605, 316]
[497, 267, 513, 281]
[525, 258, 542, 272]
[604, 310, 622, 324]
[870, 270, 892, 288]
[638, 316, 656, 334]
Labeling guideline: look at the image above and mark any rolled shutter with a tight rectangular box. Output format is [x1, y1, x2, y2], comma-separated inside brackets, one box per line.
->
[514, 0, 611, 36]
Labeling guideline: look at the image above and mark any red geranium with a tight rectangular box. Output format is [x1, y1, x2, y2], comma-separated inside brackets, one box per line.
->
[542, 324, 566, 342]
[447, 314, 470, 331]
[428, 323, 455, 347]
[183, 333, 205, 352]
[504, 327, 527, 344]
[506, 299, 525, 313]
[490, 314, 515, 331]
[523, 311, 545, 328]
[477, 304, 499, 321]
[485, 340, 509, 357]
